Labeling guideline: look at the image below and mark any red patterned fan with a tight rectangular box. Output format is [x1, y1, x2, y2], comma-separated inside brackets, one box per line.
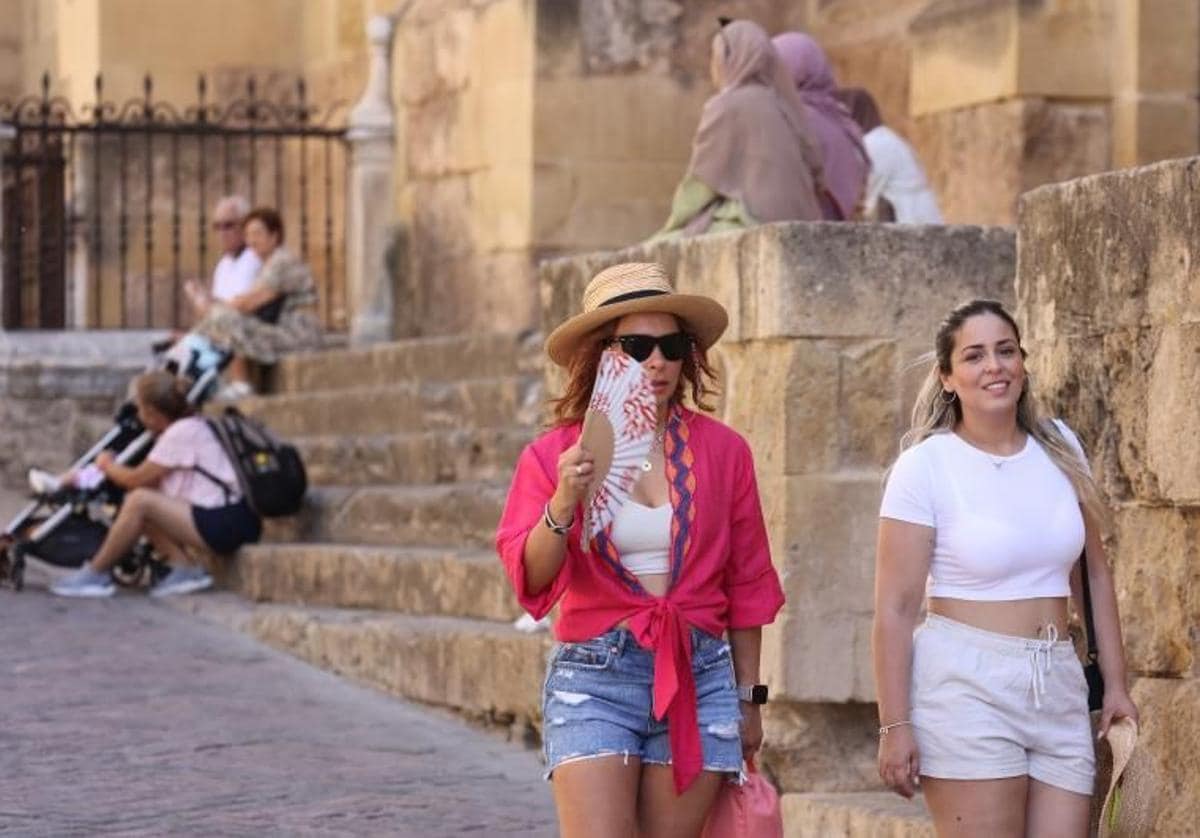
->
[580, 349, 658, 541]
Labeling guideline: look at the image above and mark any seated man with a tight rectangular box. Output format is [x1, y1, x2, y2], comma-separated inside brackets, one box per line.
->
[184, 195, 262, 315]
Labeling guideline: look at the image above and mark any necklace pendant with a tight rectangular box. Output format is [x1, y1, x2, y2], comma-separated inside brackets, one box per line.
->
[641, 460, 652, 473]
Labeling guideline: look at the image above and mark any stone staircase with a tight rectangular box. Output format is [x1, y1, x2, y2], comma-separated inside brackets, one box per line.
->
[177, 332, 552, 740]
[174, 332, 934, 836]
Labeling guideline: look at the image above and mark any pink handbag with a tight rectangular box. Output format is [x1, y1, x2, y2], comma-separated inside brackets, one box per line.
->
[701, 759, 783, 838]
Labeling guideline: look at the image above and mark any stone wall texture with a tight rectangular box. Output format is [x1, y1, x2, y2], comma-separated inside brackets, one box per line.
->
[1018, 156, 1200, 832]
[539, 220, 1015, 790]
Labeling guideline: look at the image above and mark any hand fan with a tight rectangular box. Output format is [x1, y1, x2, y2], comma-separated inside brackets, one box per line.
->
[580, 348, 658, 541]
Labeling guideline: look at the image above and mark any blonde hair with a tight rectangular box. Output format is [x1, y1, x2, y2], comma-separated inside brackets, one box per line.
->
[133, 371, 192, 422]
[903, 299, 1106, 526]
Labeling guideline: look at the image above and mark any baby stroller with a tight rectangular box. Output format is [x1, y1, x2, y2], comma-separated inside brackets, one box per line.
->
[0, 334, 230, 591]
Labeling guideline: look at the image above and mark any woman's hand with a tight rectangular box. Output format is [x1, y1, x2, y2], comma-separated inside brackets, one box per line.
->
[1099, 687, 1139, 738]
[94, 451, 114, 473]
[739, 703, 763, 762]
[551, 443, 594, 516]
[878, 726, 920, 799]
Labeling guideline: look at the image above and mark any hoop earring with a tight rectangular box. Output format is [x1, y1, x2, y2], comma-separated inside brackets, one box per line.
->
[940, 390, 957, 404]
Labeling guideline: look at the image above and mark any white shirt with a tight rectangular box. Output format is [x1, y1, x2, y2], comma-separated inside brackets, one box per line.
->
[211, 247, 262, 302]
[879, 420, 1087, 601]
[863, 125, 943, 224]
[610, 500, 671, 577]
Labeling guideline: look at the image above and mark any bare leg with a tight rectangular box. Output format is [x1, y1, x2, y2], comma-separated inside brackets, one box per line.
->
[226, 354, 250, 384]
[552, 755, 642, 838]
[1025, 778, 1089, 838]
[87, 489, 205, 572]
[637, 765, 725, 838]
[143, 520, 206, 569]
[921, 776, 1028, 838]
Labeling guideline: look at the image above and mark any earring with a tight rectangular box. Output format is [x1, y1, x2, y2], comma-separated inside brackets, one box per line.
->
[940, 390, 957, 404]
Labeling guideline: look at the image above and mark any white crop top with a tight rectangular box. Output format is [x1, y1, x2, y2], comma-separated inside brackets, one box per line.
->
[610, 500, 671, 576]
[879, 420, 1087, 601]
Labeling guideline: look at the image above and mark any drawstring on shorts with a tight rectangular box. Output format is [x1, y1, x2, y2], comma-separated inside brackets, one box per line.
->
[1026, 624, 1058, 709]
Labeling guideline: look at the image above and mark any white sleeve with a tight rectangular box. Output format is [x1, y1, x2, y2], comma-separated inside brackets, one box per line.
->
[879, 445, 935, 527]
[230, 250, 263, 297]
[1051, 418, 1092, 475]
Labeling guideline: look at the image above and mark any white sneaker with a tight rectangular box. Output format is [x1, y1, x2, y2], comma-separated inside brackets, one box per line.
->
[216, 380, 254, 401]
[28, 468, 62, 494]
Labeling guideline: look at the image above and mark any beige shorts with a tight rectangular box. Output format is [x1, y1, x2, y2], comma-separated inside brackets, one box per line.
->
[910, 614, 1095, 795]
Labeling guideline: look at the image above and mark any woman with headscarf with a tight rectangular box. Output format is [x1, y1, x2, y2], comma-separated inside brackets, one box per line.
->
[651, 19, 825, 240]
[772, 32, 869, 221]
[838, 87, 943, 224]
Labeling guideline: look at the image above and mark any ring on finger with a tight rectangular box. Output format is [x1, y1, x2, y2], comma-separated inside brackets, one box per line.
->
[574, 464, 584, 476]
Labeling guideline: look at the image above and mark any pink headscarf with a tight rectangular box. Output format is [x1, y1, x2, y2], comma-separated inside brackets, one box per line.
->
[772, 32, 868, 220]
[686, 20, 825, 227]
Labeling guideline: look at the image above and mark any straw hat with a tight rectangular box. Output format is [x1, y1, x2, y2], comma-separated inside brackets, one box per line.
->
[544, 262, 729, 366]
[1095, 717, 1156, 838]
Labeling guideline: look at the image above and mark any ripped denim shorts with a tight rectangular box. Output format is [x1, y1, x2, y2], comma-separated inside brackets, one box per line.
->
[541, 627, 743, 780]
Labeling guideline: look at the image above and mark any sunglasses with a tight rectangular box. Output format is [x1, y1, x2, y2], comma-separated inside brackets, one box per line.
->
[608, 332, 691, 362]
[211, 220, 239, 231]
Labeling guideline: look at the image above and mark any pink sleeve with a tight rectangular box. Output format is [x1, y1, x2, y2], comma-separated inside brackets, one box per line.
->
[495, 442, 574, 619]
[147, 421, 195, 470]
[724, 439, 785, 629]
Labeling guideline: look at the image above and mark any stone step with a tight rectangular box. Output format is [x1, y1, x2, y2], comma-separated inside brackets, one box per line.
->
[294, 425, 534, 487]
[263, 482, 508, 549]
[234, 376, 541, 438]
[781, 792, 933, 838]
[227, 543, 522, 623]
[272, 333, 543, 394]
[172, 594, 551, 729]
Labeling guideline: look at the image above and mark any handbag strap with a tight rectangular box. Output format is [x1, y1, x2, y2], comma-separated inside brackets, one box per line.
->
[1079, 548, 1099, 664]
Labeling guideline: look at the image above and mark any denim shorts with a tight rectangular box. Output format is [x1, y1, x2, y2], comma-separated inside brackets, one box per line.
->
[541, 627, 743, 779]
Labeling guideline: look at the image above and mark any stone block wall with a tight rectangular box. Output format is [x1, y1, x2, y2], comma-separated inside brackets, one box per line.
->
[0, 332, 155, 490]
[539, 221, 1015, 790]
[1018, 157, 1200, 834]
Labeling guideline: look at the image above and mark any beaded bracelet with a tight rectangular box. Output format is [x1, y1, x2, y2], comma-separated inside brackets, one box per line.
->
[543, 502, 573, 536]
[878, 720, 912, 737]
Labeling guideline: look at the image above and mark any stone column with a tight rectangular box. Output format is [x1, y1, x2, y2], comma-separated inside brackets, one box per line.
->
[0, 121, 14, 329]
[1112, 0, 1200, 168]
[908, 0, 1113, 225]
[345, 15, 396, 345]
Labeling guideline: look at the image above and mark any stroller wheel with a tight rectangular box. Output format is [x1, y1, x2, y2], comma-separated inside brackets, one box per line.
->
[111, 551, 150, 588]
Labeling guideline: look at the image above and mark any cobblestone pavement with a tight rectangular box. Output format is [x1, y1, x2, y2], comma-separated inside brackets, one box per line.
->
[0, 587, 556, 837]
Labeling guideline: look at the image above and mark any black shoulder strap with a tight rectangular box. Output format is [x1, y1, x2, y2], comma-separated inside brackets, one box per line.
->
[1078, 549, 1099, 663]
[204, 415, 254, 507]
[191, 463, 235, 505]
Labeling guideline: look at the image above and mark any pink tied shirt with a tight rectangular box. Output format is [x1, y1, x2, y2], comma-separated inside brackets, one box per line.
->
[495, 407, 784, 792]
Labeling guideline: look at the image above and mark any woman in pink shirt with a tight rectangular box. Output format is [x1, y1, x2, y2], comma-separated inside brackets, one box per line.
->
[52, 371, 261, 598]
[496, 262, 784, 837]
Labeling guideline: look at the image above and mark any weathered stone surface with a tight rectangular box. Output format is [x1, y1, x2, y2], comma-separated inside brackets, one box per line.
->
[762, 702, 880, 794]
[909, 0, 1111, 117]
[1017, 157, 1200, 342]
[273, 332, 542, 393]
[914, 97, 1110, 226]
[1105, 505, 1200, 677]
[263, 482, 509, 550]
[540, 222, 1015, 346]
[188, 597, 551, 726]
[230, 544, 522, 622]
[296, 426, 534, 487]
[1128, 677, 1200, 836]
[759, 475, 882, 703]
[782, 792, 934, 838]
[234, 375, 540, 438]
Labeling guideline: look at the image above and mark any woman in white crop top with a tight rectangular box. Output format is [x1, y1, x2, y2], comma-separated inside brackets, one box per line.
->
[873, 300, 1137, 837]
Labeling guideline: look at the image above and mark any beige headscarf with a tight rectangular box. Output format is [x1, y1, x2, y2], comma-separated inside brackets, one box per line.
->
[686, 19, 825, 224]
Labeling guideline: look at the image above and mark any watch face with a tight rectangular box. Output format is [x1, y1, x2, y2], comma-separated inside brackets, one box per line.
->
[751, 685, 768, 704]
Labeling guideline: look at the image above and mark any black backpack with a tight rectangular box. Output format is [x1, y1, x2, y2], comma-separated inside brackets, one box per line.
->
[204, 407, 307, 517]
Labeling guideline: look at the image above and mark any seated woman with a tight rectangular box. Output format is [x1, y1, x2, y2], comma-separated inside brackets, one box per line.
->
[651, 18, 825, 240]
[191, 207, 321, 400]
[51, 371, 262, 598]
[837, 87, 943, 224]
[772, 31, 868, 221]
